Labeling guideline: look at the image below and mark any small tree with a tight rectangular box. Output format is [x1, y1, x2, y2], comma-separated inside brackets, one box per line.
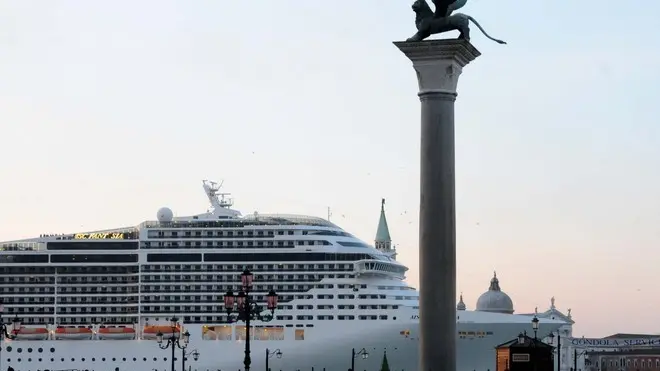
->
[380, 351, 391, 371]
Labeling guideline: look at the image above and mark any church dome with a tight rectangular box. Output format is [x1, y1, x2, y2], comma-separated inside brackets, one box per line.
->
[475, 272, 514, 314]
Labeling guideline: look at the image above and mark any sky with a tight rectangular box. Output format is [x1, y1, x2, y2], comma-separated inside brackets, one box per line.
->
[1, 0, 659, 338]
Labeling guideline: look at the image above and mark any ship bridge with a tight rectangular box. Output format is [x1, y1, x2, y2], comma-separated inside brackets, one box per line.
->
[355, 258, 408, 279]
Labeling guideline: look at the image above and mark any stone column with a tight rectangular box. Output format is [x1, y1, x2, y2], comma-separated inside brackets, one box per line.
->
[393, 39, 480, 371]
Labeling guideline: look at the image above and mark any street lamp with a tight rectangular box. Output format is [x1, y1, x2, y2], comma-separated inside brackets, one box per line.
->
[573, 349, 588, 371]
[350, 347, 369, 371]
[265, 348, 282, 371]
[547, 332, 561, 371]
[0, 303, 21, 371]
[182, 349, 200, 371]
[518, 332, 526, 344]
[223, 268, 279, 371]
[155, 317, 191, 371]
[531, 315, 540, 339]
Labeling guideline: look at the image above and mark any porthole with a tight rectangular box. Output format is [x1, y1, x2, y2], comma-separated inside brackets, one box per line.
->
[164, 357, 167, 361]
[17, 358, 21, 362]
[38, 347, 43, 353]
[50, 358, 54, 362]
[133, 357, 137, 361]
[17, 348, 22, 353]
[5, 346, 11, 352]
[112, 357, 116, 361]
[28, 358, 32, 362]
[50, 347, 55, 353]
[122, 357, 126, 361]
[6, 359, 9, 363]
[38, 358, 42, 362]
[153, 357, 157, 361]
[102, 358, 106, 361]
[143, 357, 147, 361]
[71, 358, 75, 361]
[82, 357, 86, 362]
[92, 358, 96, 361]
[27, 348, 33, 353]
[61, 358, 65, 362]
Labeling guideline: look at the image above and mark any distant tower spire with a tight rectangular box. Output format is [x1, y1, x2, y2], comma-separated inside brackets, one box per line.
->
[375, 198, 396, 259]
[457, 293, 466, 311]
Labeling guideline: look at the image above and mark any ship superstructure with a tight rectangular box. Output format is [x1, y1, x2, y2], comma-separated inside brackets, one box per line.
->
[0, 181, 564, 371]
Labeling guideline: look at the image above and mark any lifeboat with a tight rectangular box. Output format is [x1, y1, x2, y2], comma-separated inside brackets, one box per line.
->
[54, 326, 93, 340]
[142, 325, 180, 340]
[98, 326, 136, 340]
[12, 327, 49, 341]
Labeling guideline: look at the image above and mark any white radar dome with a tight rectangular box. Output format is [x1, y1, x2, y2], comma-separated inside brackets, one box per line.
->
[157, 207, 174, 222]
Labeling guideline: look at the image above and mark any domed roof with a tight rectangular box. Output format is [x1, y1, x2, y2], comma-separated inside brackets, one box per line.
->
[475, 272, 514, 314]
[457, 293, 466, 311]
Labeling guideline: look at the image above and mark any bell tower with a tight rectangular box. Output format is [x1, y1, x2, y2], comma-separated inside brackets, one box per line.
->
[375, 198, 397, 259]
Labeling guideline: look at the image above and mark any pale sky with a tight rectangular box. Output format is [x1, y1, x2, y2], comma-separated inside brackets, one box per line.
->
[1, 0, 659, 338]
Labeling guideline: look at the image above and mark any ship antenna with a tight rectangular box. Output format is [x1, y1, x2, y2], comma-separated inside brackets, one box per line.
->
[202, 179, 234, 212]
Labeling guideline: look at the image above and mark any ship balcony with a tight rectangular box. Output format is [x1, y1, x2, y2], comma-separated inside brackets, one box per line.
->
[354, 259, 407, 279]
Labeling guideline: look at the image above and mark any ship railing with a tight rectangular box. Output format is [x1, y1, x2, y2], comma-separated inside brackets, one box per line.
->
[0, 242, 46, 251]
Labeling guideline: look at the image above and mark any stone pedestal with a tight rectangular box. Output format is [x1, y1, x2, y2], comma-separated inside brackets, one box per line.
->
[393, 39, 480, 371]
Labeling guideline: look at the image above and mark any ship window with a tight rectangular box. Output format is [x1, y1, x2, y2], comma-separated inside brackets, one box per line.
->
[50, 254, 138, 263]
[17, 348, 22, 353]
[295, 329, 305, 340]
[38, 348, 43, 353]
[147, 253, 202, 262]
[337, 241, 371, 248]
[47, 241, 138, 250]
[0, 254, 48, 263]
[5, 346, 11, 352]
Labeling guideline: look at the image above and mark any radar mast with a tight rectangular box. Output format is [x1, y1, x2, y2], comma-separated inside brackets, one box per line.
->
[202, 180, 235, 214]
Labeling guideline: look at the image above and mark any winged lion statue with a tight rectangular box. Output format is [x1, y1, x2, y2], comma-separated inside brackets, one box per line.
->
[406, 0, 507, 44]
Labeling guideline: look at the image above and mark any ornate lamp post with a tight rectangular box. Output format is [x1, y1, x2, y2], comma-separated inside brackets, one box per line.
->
[182, 349, 200, 371]
[265, 348, 282, 371]
[350, 347, 369, 371]
[223, 268, 279, 371]
[532, 315, 540, 339]
[0, 303, 21, 371]
[573, 349, 588, 371]
[548, 332, 562, 371]
[155, 317, 191, 371]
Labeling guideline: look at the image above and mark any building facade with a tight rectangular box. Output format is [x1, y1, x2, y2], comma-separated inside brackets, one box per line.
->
[587, 349, 660, 371]
[521, 297, 576, 371]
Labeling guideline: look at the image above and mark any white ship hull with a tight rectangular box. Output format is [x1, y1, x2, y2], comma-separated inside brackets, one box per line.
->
[0, 181, 566, 371]
[2, 318, 561, 371]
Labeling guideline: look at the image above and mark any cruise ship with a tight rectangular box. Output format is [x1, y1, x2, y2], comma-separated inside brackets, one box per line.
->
[0, 180, 564, 371]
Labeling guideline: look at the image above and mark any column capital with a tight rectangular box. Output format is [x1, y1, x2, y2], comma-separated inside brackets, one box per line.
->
[393, 39, 480, 95]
